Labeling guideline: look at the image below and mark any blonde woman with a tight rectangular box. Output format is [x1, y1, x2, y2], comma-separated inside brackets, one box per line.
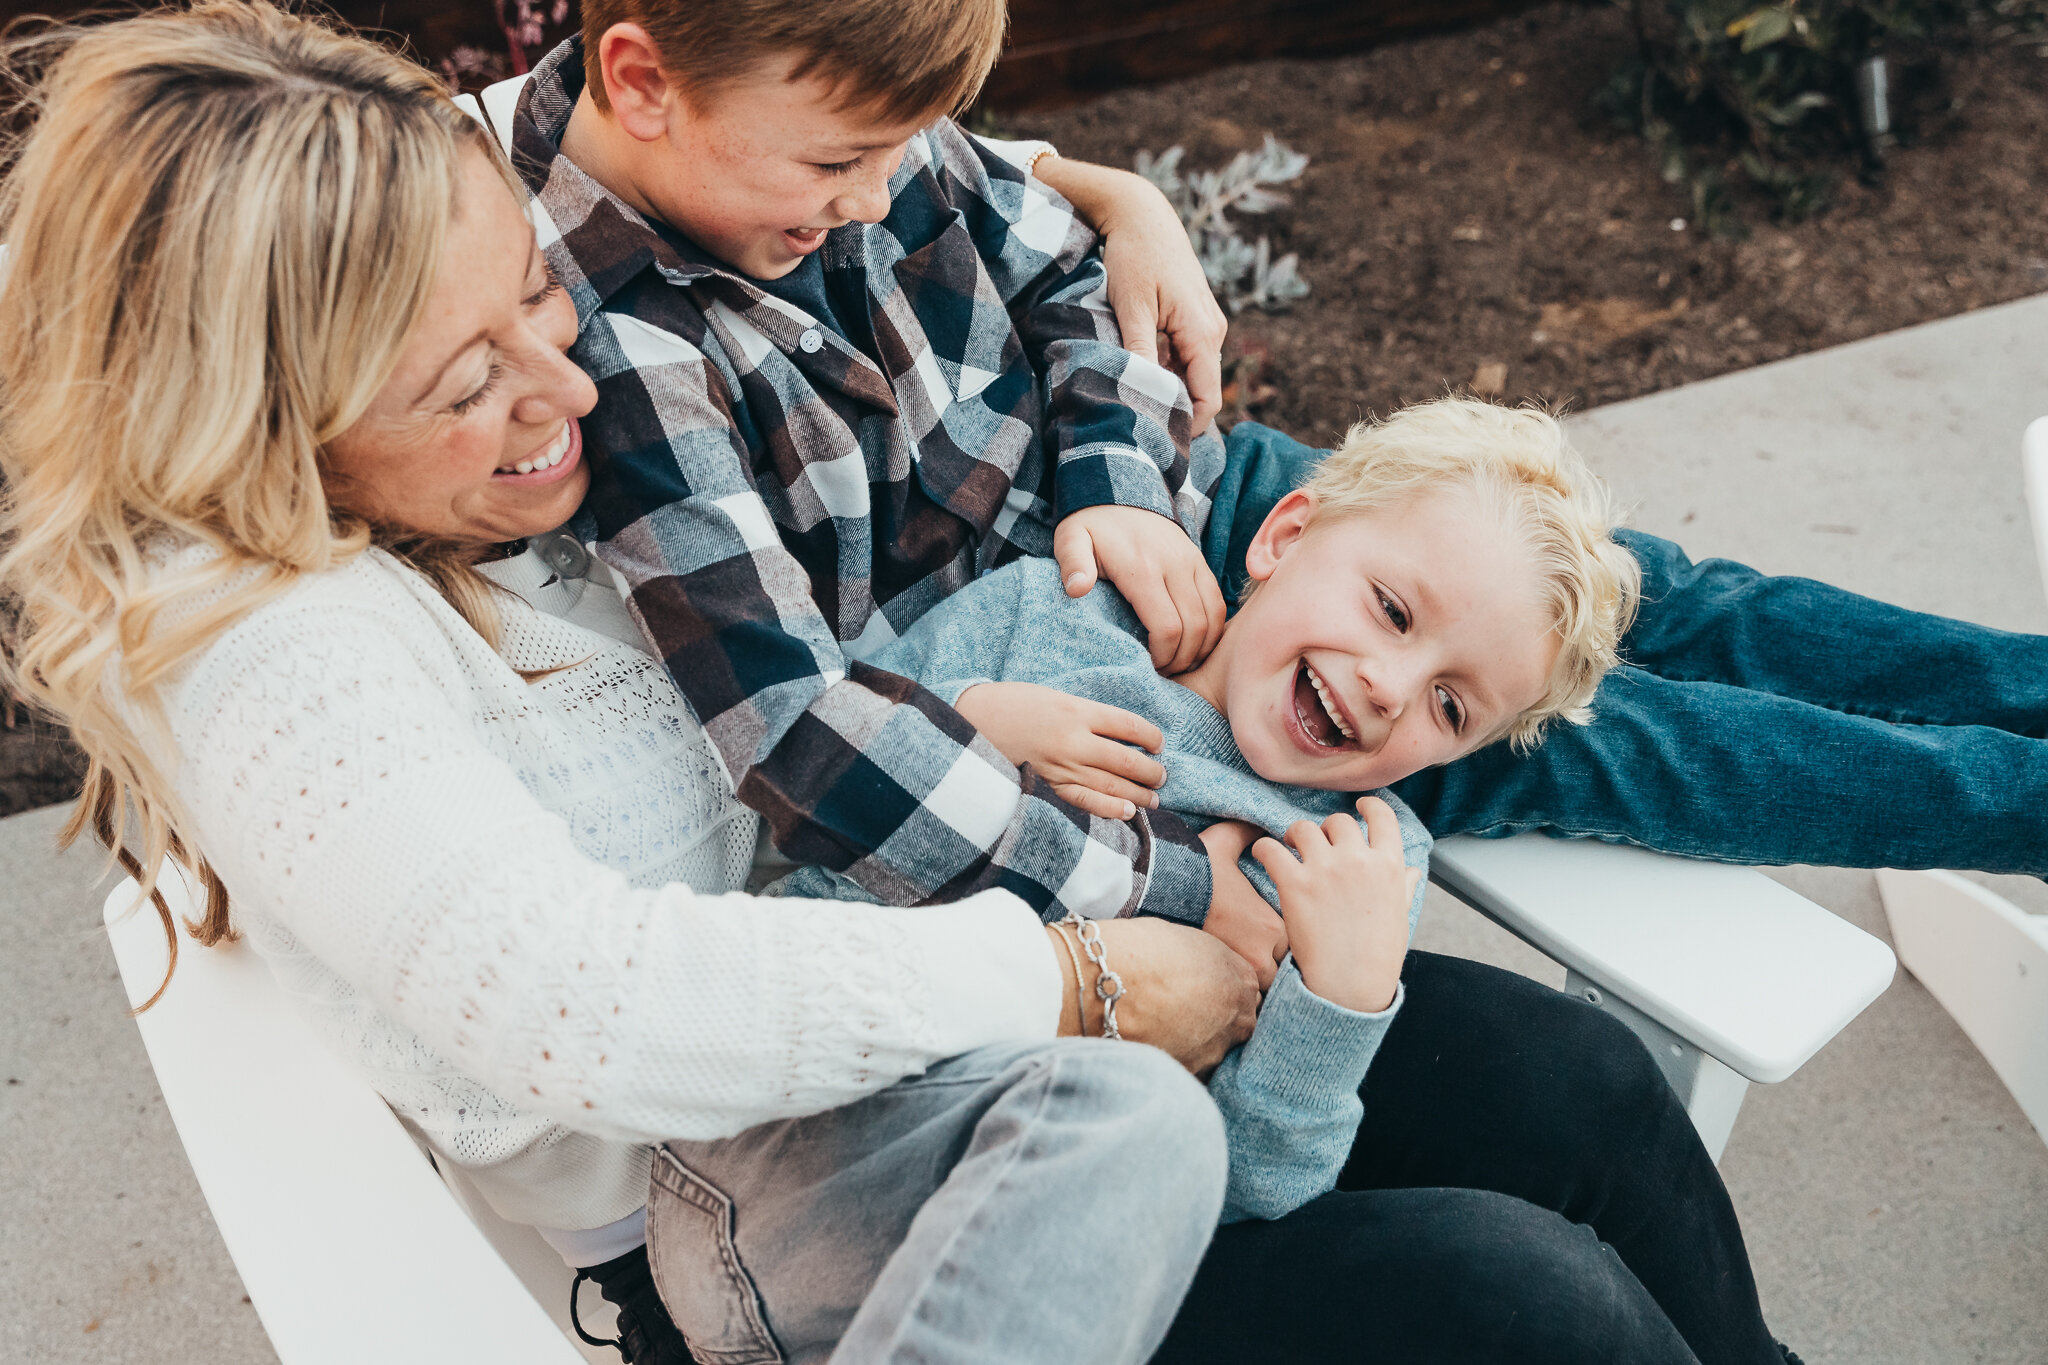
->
[0, 7, 1257, 1363]
[1, 7, 1792, 1365]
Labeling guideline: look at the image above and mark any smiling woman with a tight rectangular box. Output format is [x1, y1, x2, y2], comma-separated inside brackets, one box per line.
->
[0, 8, 1265, 1364]
[321, 148, 596, 543]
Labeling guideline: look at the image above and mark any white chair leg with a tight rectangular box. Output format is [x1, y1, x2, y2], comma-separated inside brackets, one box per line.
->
[1878, 869, 2048, 1148]
[1564, 971, 1751, 1163]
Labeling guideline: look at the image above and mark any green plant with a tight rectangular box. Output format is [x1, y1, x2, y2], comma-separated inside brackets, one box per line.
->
[1135, 136, 1312, 312]
[1605, 0, 2044, 232]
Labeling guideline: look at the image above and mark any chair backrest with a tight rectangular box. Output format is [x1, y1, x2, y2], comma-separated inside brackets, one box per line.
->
[2022, 416, 2048, 605]
[452, 74, 529, 159]
[101, 871, 603, 1365]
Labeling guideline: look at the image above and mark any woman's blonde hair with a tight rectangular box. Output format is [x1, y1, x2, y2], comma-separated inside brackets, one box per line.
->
[1297, 397, 1641, 750]
[0, 1, 502, 1005]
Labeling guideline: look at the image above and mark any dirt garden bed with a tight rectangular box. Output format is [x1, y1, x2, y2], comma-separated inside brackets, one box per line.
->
[1006, 0, 2048, 442]
[5, 0, 2046, 817]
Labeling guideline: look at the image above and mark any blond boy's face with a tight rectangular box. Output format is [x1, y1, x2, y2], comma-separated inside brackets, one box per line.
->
[634, 54, 926, 279]
[1192, 485, 1561, 793]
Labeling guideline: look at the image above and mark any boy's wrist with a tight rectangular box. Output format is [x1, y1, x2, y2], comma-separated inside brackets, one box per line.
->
[1232, 961, 1404, 1110]
[1294, 954, 1400, 1016]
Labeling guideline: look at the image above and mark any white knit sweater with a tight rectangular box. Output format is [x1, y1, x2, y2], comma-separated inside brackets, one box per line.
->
[157, 545, 1058, 1229]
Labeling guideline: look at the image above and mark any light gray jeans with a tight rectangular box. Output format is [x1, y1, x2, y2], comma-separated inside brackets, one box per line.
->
[644, 1038, 1228, 1365]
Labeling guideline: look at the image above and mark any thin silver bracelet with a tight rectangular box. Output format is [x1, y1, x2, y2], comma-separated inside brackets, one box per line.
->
[1059, 912, 1127, 1041]
[1051, 921, 1089, 1038]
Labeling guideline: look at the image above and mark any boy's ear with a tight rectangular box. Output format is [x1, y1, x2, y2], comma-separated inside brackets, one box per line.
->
[1243, 489, 1317, 585]
[594, 23, 681, 143]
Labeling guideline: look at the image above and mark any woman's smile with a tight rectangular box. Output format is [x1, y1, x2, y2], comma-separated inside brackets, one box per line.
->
[494, 417, 581, 483]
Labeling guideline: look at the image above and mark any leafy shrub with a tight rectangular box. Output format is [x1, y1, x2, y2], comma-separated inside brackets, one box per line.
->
[1605, 0, 2048, 232]
[438, 0, 569, 90]
[1135, 136, 1312, 312]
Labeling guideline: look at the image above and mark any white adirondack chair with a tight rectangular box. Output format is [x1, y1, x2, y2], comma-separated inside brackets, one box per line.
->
[106, 834, 1893, 1365]
[1875, 415, 2048, 1148]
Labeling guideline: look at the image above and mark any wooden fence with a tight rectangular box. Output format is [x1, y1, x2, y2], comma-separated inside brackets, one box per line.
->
[986, 0, 1541, 108]
[0, 1, 1541, 105]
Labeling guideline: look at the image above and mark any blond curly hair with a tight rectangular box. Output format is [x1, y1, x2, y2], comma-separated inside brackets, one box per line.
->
[1294, 397, 1641, 750]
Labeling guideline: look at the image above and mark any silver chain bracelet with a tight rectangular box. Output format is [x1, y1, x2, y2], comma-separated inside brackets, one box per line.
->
[1059, 912, 1127, 1041]
[1050, 921, 1089, 1038]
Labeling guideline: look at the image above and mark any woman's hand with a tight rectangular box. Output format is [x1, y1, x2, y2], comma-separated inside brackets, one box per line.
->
[1031, 157, 1229, 431]
[1251, 797, 1421, 1016]
[956, 681, 1166, 819]
[1199, 819, 1288, 990]
[1048, 917, 1259, 1076]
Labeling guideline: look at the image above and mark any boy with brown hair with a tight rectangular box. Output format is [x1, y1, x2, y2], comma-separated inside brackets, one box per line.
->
[512, 0, 1252, 947]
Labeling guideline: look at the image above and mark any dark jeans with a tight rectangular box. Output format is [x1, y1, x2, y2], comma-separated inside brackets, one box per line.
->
[587, 954, 1777, 1365]
[1155, 951, 1775, 1365]
[1211, 420, 2048, 876]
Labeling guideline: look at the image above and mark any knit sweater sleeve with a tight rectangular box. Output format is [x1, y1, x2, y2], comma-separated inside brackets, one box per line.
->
[1207, 962, 1404, 1224]
[166, 593, 1060, 1145]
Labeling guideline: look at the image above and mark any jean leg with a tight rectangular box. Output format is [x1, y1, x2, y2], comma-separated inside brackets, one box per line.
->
[1154, 1187, 1699, 1365]
[1206, 421, 1328, 611]
[1619, 528, 2048, 734]
[1391, 663, 2048, 874]
[647, 1039, 1226, 1365]
[1332, 952, 1781, 1365]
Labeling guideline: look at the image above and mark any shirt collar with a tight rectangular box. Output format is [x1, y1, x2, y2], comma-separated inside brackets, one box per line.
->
[514, 39, 896, 411]
[515, 37, 720, 300]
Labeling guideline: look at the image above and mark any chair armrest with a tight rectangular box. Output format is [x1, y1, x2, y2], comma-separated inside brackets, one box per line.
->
[102, 875, 583, 1365]
[1429, 835, 1896, 1085]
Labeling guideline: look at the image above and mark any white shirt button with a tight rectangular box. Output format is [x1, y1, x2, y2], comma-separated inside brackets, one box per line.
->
[798, 328, 824, 354]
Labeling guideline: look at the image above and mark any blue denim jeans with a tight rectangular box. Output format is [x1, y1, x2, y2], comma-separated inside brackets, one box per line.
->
[621, 956, 1759, 1365]
[1211, 421, 2048, 875]
[643, 1039, 1227, 1365]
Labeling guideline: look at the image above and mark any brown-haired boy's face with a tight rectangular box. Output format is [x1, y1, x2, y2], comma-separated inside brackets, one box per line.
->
[618, 53, 926, 279]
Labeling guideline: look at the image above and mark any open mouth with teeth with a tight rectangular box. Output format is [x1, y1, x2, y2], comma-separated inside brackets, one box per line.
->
[782, 226, 829, 255]
[1292, 660, 1357, 749]
[493, 418, 579, 482]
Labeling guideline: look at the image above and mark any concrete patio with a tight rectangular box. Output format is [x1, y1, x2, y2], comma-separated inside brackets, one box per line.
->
[4, 294, 2046, 1364]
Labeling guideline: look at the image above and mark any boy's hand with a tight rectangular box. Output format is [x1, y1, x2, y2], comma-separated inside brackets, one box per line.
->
[1251, 797, 1421, 1016]
[1097, 195, 1229, 431]
[1030, 158, 1228, 428]
[1054, 505, 1227, 675]
[956, 682, 1166, 820]
[1199, 819, 1287, 990]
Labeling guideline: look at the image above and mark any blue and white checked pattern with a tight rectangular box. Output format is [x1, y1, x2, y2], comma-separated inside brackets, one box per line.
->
[512, 40, 1222, 922]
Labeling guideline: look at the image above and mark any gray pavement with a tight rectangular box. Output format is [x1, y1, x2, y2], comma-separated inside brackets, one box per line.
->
[6, 294, 2048, 1362]
[2, 803, 274, 1364]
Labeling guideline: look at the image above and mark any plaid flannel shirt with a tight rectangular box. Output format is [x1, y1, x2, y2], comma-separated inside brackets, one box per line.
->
[512, 40, 1225, 923]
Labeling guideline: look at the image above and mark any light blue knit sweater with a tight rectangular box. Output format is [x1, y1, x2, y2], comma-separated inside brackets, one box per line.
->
[776, 556, 1431, 1222]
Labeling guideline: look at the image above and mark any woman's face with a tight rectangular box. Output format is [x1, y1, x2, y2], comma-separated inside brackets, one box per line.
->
[325, 145, 597, 545]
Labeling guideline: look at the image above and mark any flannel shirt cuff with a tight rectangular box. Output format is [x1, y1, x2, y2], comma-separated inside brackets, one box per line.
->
[1054, 444, 1184, 527]
[977, 136, 1059, 178]
[1136, 811, 1213, 926]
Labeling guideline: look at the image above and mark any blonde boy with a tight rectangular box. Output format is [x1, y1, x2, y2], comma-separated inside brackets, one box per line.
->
[782, 395, 1641, 1222]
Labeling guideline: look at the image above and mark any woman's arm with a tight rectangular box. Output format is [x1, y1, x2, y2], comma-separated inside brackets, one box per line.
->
[168, 594, 1062, 1145]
